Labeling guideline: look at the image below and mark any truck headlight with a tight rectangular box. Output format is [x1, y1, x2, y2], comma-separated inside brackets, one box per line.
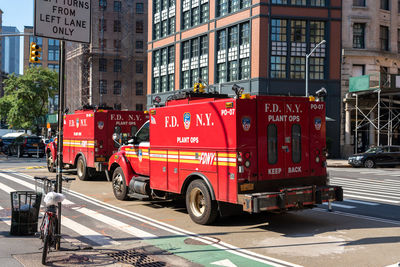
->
[355, 156, 363, 160]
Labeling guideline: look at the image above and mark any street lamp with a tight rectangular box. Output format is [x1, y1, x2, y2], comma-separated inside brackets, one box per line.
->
[305, 39, 326, 97]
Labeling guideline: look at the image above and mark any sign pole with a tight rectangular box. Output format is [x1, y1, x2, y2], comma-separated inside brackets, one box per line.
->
[56, 40, 66, 249]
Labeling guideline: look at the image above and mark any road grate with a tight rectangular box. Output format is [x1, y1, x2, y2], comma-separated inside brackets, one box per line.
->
[108, 249, 167, 267]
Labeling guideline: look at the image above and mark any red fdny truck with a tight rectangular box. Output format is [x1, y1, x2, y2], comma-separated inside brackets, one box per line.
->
[108, 90, 343, 224]
[46, 107, 148, 181]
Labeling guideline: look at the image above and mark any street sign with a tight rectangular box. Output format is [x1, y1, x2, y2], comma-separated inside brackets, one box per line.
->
[349, 75, 372, 93]
[34, 0, 91, 43]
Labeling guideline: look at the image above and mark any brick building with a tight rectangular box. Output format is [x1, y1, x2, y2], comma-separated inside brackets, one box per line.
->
[147, 0, 342, 157]
[65, 0, 147, 112]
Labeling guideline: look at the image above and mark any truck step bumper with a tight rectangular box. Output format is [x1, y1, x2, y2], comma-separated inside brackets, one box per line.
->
[241, 185, 343, 213]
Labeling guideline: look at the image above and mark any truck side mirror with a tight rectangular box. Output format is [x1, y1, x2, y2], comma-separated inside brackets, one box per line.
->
[112, 133, 121, 147]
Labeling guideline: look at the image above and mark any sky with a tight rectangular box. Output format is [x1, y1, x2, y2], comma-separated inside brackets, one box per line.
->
[1, 0, 34, 74]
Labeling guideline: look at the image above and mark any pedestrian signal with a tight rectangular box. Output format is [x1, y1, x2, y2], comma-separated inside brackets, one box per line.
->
[29, 42, 42, 63]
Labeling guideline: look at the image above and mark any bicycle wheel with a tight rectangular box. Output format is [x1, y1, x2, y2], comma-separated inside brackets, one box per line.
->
[42, 233, 50, 265]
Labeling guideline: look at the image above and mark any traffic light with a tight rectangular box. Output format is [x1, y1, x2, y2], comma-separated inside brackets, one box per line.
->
[29, 42, 41, 63]
[193, 82, 205, 93]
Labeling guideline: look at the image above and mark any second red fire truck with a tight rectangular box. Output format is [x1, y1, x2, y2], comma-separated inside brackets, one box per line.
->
[107, 88, 343, 225]
[46, 107, 148, 180]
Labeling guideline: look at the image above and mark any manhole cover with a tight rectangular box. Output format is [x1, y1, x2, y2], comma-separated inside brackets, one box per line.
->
[108, 249, 166, 267]
[184, 238, 208, 246]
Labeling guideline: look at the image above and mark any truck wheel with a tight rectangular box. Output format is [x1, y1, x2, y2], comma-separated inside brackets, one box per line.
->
[364, 158, 375, 168]
[112, 167, 128, 200]
[47, 153, 56, 173]
[186, 179, 218, 225]
[77, 156, 90, 181]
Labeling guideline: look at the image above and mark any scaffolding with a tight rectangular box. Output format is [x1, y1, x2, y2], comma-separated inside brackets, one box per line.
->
[347, 72, 400, 153]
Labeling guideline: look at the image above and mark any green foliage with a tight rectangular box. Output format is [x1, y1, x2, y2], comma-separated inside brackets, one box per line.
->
[0, 67, 58, 134]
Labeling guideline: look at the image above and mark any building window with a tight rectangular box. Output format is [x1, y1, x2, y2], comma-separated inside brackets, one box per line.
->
[353, 23, 365, 49]
[136, 82, 144, 95]
[380, 66, 390, 87]
[271, 0, 325, 6]
[113, 81, 122, 95]
[136, 3, 144, 13]
[381, 0, 390, 10]
[113, 1, 121, 11]
[153, 0, 175, 39]
[99, 0, 107, 9]
[217, 0, 250, 17]
[398, 29, 400, 53]
[353, 0, 365, 6]
[48, 39, 60, 61]
[136, 40, 144, 50]
[99, 58, 107, 72]
[99, 38, 107, 49]
[136, 21, 144, 33]
[182, 0, 209, 29]
[99, 19, 107, 31]
[47, 64, 59, 73]
[152, 45, 175, 93]
[114, 39, 121, 49]
[99, 80, 107, 94]
[114, 20, 121, 32]
[216, 22, 250, 83]
[136, 61, 144, 73]
[380, 25, 389, 51]
[114, 59, 122, 72]
[181, 36, 208, 89]
[270, 19, 326, 80]
[136, 104, 144, 111]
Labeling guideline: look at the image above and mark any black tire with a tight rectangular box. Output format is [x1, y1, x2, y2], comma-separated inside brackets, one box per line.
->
[39, 153, 45, 158]
[112, 167, 128, 200]
[42, 234, 50, 265]
[47, 153, 56, 173]
[364, 158, 375, 168]
[77, 156, 90, 181]
[186, 179, 218, 225]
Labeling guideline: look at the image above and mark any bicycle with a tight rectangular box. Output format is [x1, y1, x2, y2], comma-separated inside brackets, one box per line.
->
[34, 176, 75, 265]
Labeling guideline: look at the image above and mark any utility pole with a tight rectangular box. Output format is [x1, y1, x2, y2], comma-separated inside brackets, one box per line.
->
[305, 39, 326, 97]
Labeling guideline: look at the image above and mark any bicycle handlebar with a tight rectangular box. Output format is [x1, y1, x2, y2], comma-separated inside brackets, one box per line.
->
[34, 176, 76, 182]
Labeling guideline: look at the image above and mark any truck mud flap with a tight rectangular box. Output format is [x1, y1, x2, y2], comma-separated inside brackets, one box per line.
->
[241, 185, 343, 213]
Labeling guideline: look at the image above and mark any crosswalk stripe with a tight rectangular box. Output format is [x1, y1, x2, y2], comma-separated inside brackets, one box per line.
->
[384, 179, 400, 183]
[0, 181, 16, 194]
[332, 177, 400, 189]
[0, 205, 11, 226]
[343, 199, 379, 206]
[61, 216, 120, 246]
[70, 206, 156, 239]
[322, 202, 355, 209]
[341, 187, 400, 199]
[344, 194, 400, 204]
[343, 191, 400, 203]
[331, 179, 400, 193]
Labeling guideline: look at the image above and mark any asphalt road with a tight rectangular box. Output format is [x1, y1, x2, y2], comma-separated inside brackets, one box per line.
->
[0, 157, 399, 267]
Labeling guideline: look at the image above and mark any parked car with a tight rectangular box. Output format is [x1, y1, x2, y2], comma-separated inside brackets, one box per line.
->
[348, 145, 400, 168]
[8, 135, 45, 158]
[1, 137, 15, 155]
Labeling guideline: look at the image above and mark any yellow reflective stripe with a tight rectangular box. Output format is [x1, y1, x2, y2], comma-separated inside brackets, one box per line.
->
[218, 153, 237, 157]
[150, 150, 167, 154]
[179, 151, 197, 156]
[217, 162, 237, 167]
[180, 159, 200, 164]
[150, 158, 167, 162]
[168, 151, 179, 155]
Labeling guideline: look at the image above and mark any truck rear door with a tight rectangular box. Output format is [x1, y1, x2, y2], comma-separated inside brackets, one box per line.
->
[257, 98, 310, 181]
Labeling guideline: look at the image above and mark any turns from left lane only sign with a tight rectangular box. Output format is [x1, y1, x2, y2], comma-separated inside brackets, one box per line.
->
[34, 0, 91, 43]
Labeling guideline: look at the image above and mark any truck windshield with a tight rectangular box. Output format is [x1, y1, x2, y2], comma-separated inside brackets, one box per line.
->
[136, 121, 149, 143]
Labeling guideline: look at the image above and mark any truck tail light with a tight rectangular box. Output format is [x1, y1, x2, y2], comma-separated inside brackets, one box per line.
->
[238, 166, 244, 173]
[237, 153, 243, 163]
[99, 140, 103, 149]
[315, 156, 320, 163]
[244, 160, 251, 168]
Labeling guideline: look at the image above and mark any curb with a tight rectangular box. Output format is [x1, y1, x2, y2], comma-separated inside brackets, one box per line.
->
[26, 166, 46, 169]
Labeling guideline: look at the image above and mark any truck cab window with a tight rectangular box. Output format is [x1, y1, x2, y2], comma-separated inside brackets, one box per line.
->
[136, 121, 149, 143]
[131, 126, 138, 137]
[267, 124, 278, 164]
[292, 124, 301, 163]
[114, 126, 121, 134]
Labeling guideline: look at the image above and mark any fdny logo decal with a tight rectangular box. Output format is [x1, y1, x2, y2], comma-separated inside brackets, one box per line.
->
[76, 118, 80, 128]
[98, 121, 104, 130]
[151, 116, 156, 124]
[138, 149, 143, 162]
[183, 112, 191, 130]
[242, 117, 251, 131]
[199, 153, 216, 165]
[314, 117, 322, 131]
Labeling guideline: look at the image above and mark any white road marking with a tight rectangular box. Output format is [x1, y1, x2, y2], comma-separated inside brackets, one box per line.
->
[344, 193, 400, 204]
[338, 185, 400, 197]
[331, 177, 400, 191]
[322, 203, 355, 209]
[70, 206, 156, 239]
[0, 205, 11, 226]
[343, 199, 379, 206]
[61, 216, 120, 246]
[211, 259, 238, 267]
[313, 208, 400, 226]
[384, 179, 400, 182]
[0, 181, 17, 194]
[385, 262, 400, 267]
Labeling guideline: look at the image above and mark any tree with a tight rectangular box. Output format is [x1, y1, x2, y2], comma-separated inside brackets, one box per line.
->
[0, 67, 58, 135]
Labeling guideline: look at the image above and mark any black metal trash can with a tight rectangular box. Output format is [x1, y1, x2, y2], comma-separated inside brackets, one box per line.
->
[10, 191, 42, 236]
